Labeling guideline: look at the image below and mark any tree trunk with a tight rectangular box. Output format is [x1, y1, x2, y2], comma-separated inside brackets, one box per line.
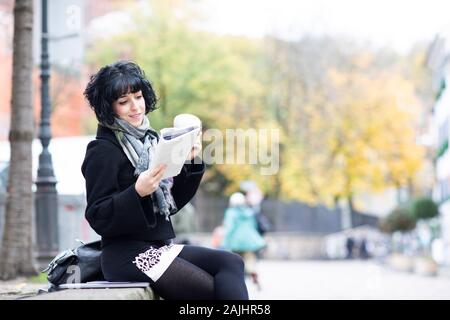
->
[346, 194, 355, 228]
[0, 0, 37, 280]
[395, 181, 402, 204]
[272, 142, 283, 199]
[407, 176, 414, 200]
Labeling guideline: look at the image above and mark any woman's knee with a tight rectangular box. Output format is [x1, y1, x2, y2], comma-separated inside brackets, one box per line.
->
[220, 251, 245, 272]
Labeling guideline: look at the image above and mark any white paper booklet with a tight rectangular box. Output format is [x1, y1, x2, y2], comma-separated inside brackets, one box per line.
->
[149, 115, 201, 179]
[57, 281, 150, 289]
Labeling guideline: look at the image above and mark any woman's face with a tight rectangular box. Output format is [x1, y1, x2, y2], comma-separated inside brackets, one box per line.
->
[112, 90, 145, 127]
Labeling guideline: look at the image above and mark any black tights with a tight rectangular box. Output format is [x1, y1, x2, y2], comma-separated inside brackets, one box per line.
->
[153, 245, 249, 300]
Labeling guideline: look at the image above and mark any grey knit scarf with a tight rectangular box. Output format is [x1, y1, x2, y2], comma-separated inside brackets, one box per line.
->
[102, 117, 177, 221]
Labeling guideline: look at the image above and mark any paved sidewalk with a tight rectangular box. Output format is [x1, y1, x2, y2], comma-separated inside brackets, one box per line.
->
[246, 259, 450, 299]
[0, 277, 45, 300]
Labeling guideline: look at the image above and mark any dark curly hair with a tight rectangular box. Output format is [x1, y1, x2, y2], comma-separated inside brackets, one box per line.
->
[84, 61, 158, 125]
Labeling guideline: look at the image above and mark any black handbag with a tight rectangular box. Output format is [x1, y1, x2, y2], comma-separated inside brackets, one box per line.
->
[255, 213, 272, 235]
[42, 239, 105, 287]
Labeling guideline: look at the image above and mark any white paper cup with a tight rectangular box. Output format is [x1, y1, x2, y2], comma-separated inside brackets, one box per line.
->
[174, 114, 202, 153]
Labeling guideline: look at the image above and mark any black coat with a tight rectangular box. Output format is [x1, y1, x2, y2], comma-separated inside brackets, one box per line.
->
[81, 125, 205, 247]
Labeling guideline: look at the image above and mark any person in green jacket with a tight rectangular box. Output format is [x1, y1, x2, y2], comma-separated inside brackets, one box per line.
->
[221, 192, 266, 290]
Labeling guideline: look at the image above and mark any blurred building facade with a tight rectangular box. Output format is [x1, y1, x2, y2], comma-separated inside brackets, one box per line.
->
[427, 34, 450, 266]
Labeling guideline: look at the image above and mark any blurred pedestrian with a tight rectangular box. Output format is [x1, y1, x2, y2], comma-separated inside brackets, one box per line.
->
[171, 202, 197, 245]
[244, 185, 272, 236]
[211, 225, 224, 249]
[359, 238, 369, 259]
[222, 192, 266, 290]
[346, 236, 355, 259]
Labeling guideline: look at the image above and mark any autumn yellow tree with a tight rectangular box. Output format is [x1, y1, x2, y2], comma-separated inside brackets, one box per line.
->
[279, 52, 425, 213]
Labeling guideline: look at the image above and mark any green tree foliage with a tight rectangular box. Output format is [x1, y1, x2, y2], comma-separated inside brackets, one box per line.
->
[380, 207, 416, 234]
[411, 197, 439, 221]
[86, 0, 261, 129]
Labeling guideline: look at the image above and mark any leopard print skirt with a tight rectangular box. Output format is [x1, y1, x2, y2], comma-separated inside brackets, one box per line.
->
[132, 243, 184, 282]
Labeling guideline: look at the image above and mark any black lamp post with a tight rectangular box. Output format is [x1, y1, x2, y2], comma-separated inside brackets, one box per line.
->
[35, 0, 59, 266]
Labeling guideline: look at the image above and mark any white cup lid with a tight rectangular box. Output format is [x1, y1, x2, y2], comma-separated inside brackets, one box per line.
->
[173, 114, 201, 128]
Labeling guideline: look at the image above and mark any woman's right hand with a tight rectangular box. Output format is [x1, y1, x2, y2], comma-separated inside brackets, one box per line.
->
[135, 164, 167, 197]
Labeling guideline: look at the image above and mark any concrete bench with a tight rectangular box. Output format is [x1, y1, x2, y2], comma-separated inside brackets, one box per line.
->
[24, 282, 160, 300]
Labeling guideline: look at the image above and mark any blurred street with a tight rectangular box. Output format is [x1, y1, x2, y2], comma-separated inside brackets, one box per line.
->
[2, 259, 450, 300]
[246, 259, 450, 300]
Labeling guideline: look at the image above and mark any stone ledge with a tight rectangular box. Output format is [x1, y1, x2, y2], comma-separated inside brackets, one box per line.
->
[25, 287, 158, 300]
